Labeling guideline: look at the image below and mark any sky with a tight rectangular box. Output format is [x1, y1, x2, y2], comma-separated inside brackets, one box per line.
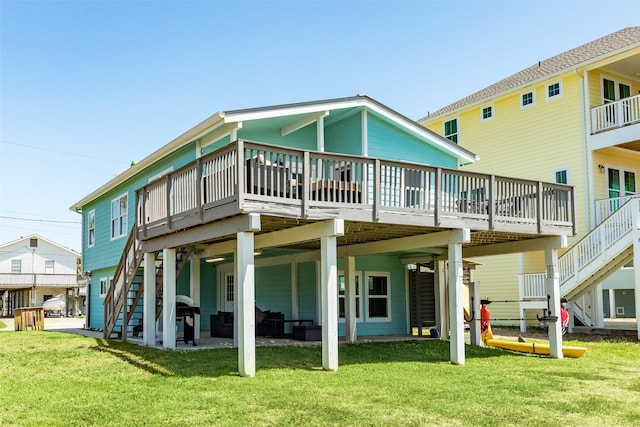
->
[1, 0, 639, 253]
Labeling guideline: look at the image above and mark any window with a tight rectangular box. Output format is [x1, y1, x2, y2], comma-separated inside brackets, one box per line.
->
[603, 78, 631, 103]
[30, 238, 38, 248]
[554, 168, 568, 184]
[99, 277, 113, 296]
[111, 193, 128, 240]
[547, 82, 562, 99]
[366, 272, 390, 321]
[444, 119, 458, 144]
[521, 91, 535, 108]
[338, 272, 362, 320]
[481, 106, 493, 121]
[45, 260, 55, 274]
[88, 209, 95, 247]
[11, 259, 21, 273]
[608, 168, 636, 198]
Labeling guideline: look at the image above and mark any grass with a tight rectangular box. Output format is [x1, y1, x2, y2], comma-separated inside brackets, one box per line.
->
[0, 331, 638, 426]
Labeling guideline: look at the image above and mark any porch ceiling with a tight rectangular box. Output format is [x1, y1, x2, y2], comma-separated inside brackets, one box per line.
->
[187, 215, 543, 256]
[618, 139, 640, 153]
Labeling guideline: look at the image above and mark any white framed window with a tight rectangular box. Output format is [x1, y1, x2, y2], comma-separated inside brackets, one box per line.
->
[444, 118, 458, 144]
[11, 259, 21, 273]
[88, 209, 96, 247]
[99, 276, 113, 297]
[521, 90, 535, 109]
[481, 105, 494, 121]
[45, 260, 55, 274]
[365, 271, 391, 321]
[554, 168, 569, 184]
[338, 271, 362, 321]
[110, 193, 128, 240]
[546, 81, 562, 100]
[602, 76, 631, 103]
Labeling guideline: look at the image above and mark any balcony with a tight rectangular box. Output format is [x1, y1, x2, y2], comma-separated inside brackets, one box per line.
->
[590, 94, 640, 152]
[135, 140, 575, 246]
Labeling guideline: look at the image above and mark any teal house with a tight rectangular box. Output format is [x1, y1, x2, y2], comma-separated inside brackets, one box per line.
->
[70, 95, 575, 376]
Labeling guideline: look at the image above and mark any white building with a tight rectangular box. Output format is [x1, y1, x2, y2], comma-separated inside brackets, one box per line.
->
[0, 235, 85, 317]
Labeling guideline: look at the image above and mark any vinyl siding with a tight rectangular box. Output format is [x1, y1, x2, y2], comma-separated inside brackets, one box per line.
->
[468, 254, 521, 326]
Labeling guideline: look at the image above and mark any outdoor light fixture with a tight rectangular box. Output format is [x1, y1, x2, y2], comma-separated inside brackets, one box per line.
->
[205, 257, 225, 263]
[598, 164, 605, 173]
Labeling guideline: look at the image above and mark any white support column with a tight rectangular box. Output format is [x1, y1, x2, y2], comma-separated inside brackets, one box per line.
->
[545, 246, 563, 359]
[291, 263, 299, 320]
[190, 258, 201, 340]
[469, 281, 481, 347]
[344, 255, 357, 344]
[143, 252, 157, 346]
[435, 259, 447, 338]
[594, 283, 604, 328]
[609, 289, 616, 319]
[236, 231, 256, 377]
[448, 241, 465, 365]
[315, 260, 321, 324]
[321, 235, 339, 371]
[633, 224, 640, 340]
[162, 248, 177, 350]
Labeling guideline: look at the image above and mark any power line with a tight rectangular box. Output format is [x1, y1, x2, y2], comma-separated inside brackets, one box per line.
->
[1, 139, 130, 165]
[0, 215, 81, 224]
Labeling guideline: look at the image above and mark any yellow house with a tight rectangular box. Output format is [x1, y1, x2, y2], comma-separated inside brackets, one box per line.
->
[419, 27, 640, 336]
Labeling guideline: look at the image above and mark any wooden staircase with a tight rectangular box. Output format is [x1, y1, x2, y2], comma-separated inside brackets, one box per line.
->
[103, 227, 194, 340]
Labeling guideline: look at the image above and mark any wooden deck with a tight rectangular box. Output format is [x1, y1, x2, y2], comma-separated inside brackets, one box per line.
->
[135, 140, 575, 249]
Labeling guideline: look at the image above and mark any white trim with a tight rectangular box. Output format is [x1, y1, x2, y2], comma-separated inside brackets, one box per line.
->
[109, 192, 129, 241]
[364, 271, 391, 322]
[480, 104, 494, 122]
[520, 89, 536, 110]
[99, 276, 113, 297]
[546, 80, 563, 101]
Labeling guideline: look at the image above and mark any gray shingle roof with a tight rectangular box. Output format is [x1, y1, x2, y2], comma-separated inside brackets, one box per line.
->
[419, 27, 640, 122]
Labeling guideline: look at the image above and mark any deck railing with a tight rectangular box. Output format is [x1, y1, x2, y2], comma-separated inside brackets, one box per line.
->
[591, 94, 640, 134]
[136, 140, 575, 238]
[594, 193, 640, 224]
[0, 273, 83, 288]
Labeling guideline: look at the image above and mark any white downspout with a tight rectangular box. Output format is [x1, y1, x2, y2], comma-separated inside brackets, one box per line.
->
[576, 67, 595, 231]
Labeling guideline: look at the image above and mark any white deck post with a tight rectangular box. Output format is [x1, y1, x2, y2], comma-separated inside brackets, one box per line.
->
[236, 231, 256, 377]
[162, 248, 176, 350]
[469, 281, 481, 346]
[448, 241, 465, 364]
[190, 258, 201, 339]
[633, 214, 640, 340]
[545, 246, 563, 359]
[143, 252, 156, 346]
[344, 255, 357, 344]
[321, 235, 339, 371]
[594, 283, 604, 328]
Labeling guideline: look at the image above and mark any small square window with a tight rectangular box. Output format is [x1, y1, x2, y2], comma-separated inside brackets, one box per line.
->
[481, 106, 493, 121]
[554, 169, 568, 184]
[547, 82, 562, 99]
[521, 91, 535, 108]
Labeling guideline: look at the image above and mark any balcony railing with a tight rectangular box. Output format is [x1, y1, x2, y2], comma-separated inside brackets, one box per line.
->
[0, 273, 84, 288]
[591, 94, 640, 134]
[136, 140, 576, 239]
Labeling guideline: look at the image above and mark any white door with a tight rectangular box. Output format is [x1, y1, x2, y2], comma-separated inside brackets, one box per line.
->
[218, 269, 235, 312]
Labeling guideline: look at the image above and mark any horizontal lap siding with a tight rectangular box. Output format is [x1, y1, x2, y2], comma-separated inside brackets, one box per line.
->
[325, 113, 362, 155]
[469, 254, 521, 326]
[368, 115, 458, 168]
[256, 264, 292, 317]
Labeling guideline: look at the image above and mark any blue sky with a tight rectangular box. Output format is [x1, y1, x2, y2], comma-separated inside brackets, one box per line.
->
[1, 0, 638, 252]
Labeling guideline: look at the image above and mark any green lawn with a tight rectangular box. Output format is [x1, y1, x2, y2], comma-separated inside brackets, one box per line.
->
[0, 330, 638, 426]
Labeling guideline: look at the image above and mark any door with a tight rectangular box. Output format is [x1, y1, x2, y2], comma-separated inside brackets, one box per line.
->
[606, 167, 637, 215]
[219, 272, 234, 312]
[408, 264, 436, 336]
